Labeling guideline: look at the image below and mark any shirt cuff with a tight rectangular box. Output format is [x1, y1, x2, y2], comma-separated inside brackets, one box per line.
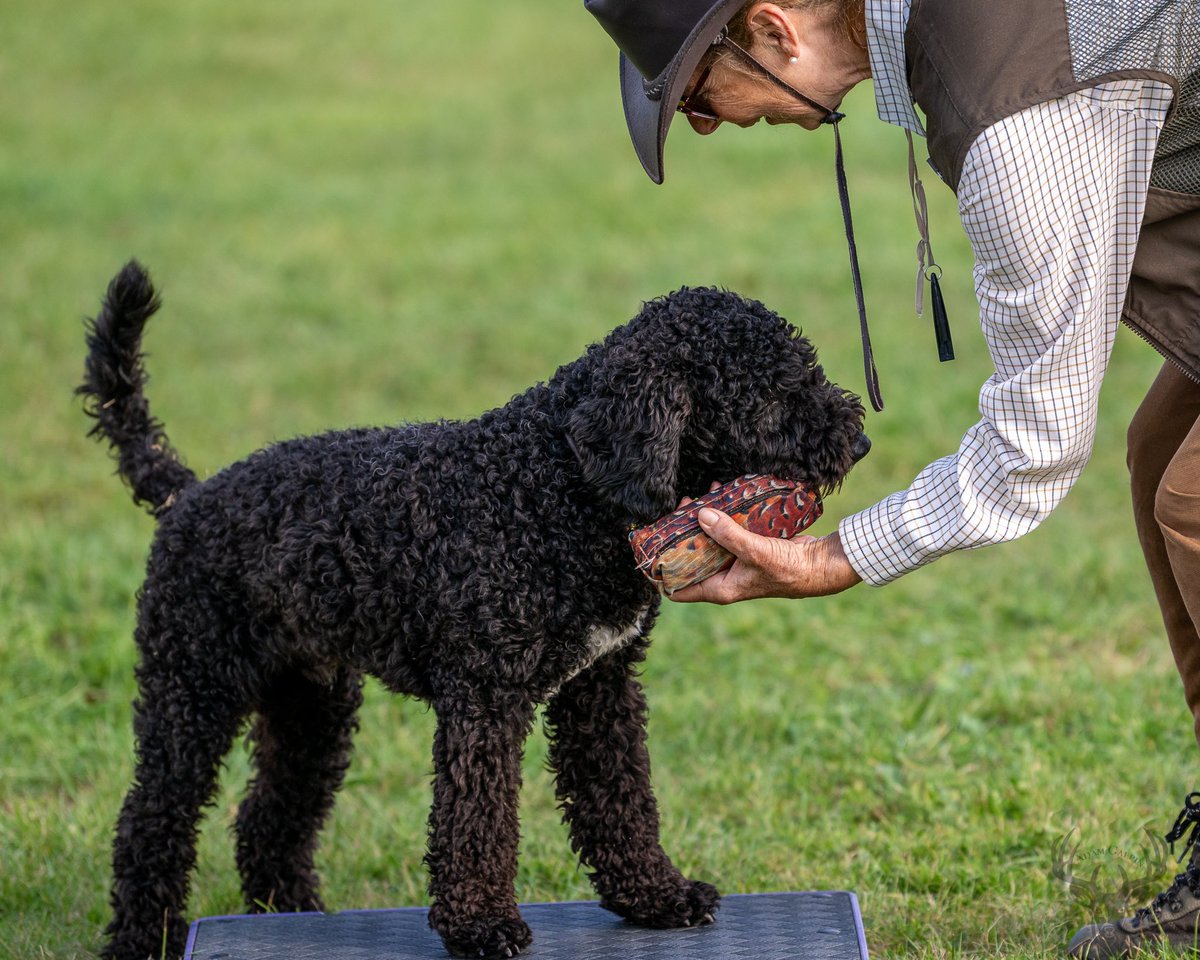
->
[839, 493, 937, 586]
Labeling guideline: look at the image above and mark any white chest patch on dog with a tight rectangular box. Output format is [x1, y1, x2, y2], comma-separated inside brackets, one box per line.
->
[584, 609, 647, 664]
[550, 604, 651, 696]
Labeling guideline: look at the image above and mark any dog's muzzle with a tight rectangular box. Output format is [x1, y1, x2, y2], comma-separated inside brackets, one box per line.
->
[851, 433, 871, 463]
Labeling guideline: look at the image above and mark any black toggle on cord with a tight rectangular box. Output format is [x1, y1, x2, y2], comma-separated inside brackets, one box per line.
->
[907, 129, 955, 364]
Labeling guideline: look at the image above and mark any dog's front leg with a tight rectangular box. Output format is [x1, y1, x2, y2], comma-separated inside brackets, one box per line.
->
[545, 646, 720, 928]
[425, 692, 535, 959]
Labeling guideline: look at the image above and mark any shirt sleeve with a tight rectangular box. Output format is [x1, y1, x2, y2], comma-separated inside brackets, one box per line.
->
[839, 79, 1173, 586]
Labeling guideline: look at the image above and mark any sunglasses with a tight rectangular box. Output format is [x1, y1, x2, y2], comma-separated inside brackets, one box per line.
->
[677, 32, 844, 125]
[678, 59, 719, 121]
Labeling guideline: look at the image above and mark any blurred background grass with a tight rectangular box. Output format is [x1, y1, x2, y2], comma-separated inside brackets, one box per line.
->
[0, 1, 1190, 957]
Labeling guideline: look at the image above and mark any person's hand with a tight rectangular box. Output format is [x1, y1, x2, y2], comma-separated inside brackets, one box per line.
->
[668, 507, 862, 604]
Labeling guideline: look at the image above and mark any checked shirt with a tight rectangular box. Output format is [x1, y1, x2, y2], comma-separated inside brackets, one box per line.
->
[838, 0, 1175, 584]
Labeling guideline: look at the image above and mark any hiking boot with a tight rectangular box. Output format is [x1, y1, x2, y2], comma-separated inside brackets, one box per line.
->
[1068, 793, 1200, 958]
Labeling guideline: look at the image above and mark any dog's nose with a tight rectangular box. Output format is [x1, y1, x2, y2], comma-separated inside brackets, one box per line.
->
[851, 432, 871, 462]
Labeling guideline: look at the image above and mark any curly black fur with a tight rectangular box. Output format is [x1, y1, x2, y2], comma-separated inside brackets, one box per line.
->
[77, 264, 195, 515]
[80, 261, 868, 960]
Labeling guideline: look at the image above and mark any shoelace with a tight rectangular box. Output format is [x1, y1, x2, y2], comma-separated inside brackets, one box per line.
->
[1132, 869, 1200, 925]
[1132, 793, 1200, 924]
[1167, 792, 1200, 861]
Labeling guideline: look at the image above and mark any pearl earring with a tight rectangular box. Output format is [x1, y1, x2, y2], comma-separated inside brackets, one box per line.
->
[789, 56, 798, 63]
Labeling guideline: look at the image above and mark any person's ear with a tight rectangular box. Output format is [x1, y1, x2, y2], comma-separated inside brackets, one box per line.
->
[743, 3, 802, 58]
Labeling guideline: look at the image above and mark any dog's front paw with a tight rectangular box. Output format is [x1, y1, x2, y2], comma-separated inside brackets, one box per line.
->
[601, 877, 720, 929]
[431, 909, 533, 959]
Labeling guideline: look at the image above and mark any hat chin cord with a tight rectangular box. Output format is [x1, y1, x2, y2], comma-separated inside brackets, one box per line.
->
[714, 31, 884, 411]
[828, 116, 884, 412]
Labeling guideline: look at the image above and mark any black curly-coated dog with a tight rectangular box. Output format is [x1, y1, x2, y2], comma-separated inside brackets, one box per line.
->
[79, 261, 869, 960]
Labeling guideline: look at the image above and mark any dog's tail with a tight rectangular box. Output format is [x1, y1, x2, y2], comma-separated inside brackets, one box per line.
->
[77, 260, 196, 516]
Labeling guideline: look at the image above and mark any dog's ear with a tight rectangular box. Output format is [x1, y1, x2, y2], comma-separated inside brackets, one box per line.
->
[565, 362, 689, 520]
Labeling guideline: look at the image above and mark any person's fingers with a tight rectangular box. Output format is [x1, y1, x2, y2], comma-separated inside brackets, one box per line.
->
[668, 567, 743, 604]
[696, 508, 763, 560]
[669, 529, 823, 604]
[667, 529, 859, 605]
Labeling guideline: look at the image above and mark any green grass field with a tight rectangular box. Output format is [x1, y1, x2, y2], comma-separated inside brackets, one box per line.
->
[2, 2, 1194, 957]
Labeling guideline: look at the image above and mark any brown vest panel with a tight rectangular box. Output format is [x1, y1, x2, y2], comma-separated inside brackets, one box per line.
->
[1127, 188, 1200, 378]
[906, 0, 1075, 189]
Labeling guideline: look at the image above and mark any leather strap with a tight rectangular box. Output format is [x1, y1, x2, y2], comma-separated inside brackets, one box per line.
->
[833, 119, 883, 412]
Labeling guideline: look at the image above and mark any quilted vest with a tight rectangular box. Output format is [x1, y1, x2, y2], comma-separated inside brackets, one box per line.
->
[904, 0, 1200, 378]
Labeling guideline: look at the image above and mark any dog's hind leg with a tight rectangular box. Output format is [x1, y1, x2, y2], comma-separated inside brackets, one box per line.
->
[425, 691, 536, 959]
[235, 665, 364, 913]
[102, 610, 252, 960]
[545, 645, 720, 928]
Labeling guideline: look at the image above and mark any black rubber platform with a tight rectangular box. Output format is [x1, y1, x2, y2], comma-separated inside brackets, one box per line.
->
[184, 891, 868, 960]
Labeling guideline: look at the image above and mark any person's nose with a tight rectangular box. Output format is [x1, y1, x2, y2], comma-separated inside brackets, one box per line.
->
[685, 114, 722, 135]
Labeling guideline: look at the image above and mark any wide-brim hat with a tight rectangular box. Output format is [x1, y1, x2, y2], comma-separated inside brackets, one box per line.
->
[585, 0, 746, 184]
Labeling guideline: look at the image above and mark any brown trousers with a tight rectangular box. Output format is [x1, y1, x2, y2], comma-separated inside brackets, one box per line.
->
[1128, 361, 1200, 743]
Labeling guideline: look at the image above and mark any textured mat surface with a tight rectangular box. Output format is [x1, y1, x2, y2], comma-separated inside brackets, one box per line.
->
[185, 891, 868, 960]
